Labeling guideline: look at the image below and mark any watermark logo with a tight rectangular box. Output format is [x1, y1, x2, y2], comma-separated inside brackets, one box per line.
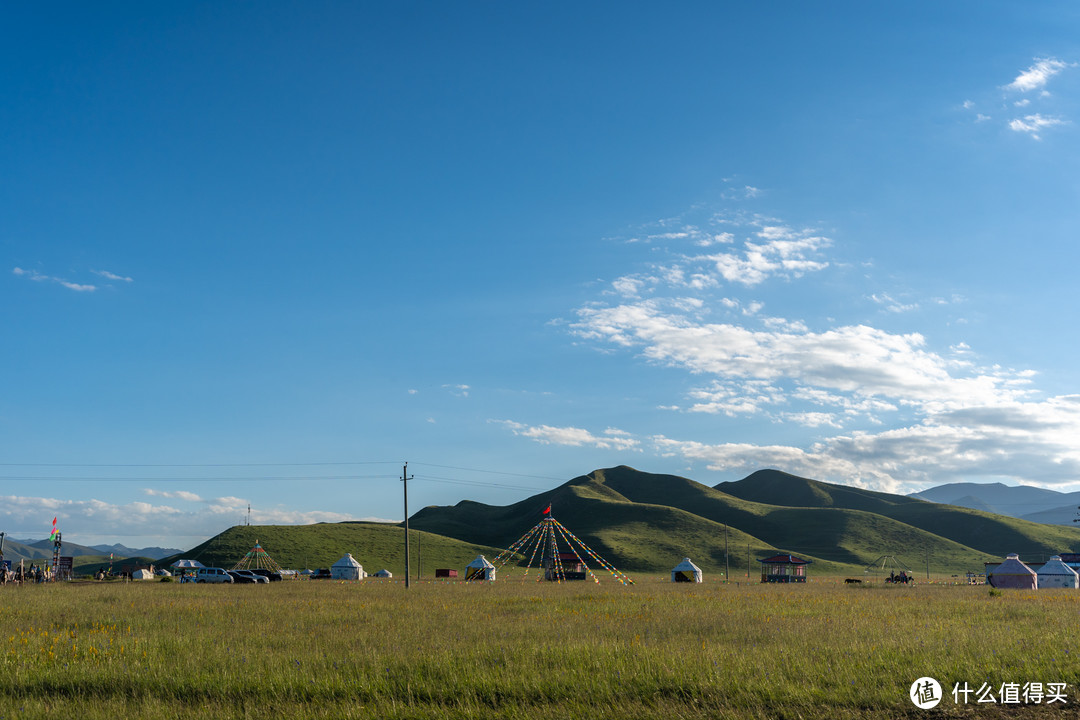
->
[910, 677, 942, 709]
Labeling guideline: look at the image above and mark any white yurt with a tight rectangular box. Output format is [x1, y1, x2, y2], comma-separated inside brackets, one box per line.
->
[988, 553, 1037, 589]
[373, 569, 392, 578]
[671, 557, 703, 583]
[330, 553, 364, 580]
[132, 569, 154, 581]
[1037, 556, 1079, 589]
[465, 555, 496, 582]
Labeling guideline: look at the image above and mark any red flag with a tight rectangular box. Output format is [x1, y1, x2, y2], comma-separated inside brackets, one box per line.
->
[543, 504, 551, 515]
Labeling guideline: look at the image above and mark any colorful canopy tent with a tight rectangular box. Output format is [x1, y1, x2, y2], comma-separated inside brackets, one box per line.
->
[759, 554, 811, 583]
[465, 555, 496, 582]
[480, 510, 633, 585]
[330, 554, 364, 580]
[988, 554, 1037, 589]
[1036, 556, 1079, 589]
[170, 559, 205, 569]
[231, 540, 284, 573]
[671, 557, 703, 583]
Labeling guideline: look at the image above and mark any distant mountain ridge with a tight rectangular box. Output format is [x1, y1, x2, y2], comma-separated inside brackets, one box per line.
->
[91, 544, 181, 560]
[2, 539, 180, 564]
[910, 482, 1080, 526]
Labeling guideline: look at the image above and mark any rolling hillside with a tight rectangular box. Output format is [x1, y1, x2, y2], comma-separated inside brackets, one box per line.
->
[167, 466, 1080, 580]
[413, 466, 1080, 575]
[718, 469, 1080, 560]
[159, 522, 509, 577]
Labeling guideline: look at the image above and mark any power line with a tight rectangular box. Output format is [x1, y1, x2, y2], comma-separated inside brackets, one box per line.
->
[0, 461, 400, 468]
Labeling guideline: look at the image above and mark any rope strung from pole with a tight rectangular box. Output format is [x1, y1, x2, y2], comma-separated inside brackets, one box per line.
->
[552, 520, 601, 584]
[478, 512, 633, 585]
[551, 519, 634, 585]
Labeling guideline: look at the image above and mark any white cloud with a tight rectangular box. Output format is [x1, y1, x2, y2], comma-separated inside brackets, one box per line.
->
[870, 293, 918, 313]
[559, 200, 1080, 495]
[144, 489, 203, 502]
[498, 420, 640, 451]
[92, 269, 134, 282]
[1008, 113, 1067, 140]
[443, 384, 471, 397]
[13, 267, 97, 292]
[1005, 58, 1071, 92]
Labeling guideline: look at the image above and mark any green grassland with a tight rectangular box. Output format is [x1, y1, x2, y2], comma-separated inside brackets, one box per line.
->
[2, 578, 1078, 719]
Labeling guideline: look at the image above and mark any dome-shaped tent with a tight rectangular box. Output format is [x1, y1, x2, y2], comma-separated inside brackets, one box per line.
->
[330, 553, 364, 581]
[988, 554, 1037, 589]
[465, 555, 496, 582]
[671, 557, 703, 583]
[1036, 556, 1078, 589]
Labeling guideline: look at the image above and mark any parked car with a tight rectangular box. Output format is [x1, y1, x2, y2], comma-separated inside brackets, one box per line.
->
[310, 568, 332, 580]
[250, 568, 282, 582]
[227, 570, 257, 584]
[233, 570, 269, 584]
[195, 567, 233, 583]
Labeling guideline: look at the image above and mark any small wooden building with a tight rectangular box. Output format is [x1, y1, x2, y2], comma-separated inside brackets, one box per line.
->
[434, 568, 458, 578]
[758, 553, 811, 583]
[544, 551, 587, 581]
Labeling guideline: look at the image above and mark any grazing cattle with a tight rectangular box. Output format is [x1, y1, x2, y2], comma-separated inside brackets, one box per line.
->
[844, 578, 862, 584]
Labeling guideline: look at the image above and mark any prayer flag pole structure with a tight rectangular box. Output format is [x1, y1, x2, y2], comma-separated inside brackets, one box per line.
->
[231, 540, 284, 573]
[473, 507, 633, 585]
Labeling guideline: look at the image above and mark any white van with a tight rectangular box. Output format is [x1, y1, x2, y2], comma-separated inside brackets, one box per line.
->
[195, 567, 233, 584]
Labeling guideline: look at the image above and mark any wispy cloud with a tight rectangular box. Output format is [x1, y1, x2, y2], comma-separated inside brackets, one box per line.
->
[1008, 113, 1067, 140]
[144, 489, 203, 502]
[92, 269, 134, 283]
[496, 420, 640, 451]
[1005, 57, 1071, 92]
[542, 200, 1080, 493]
[0, 493, 360, 546]
[13, 267, 96, 292]
[443, 384, 470, 397]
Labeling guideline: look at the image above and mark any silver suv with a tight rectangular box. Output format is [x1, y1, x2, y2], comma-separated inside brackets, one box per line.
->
[195, 567, 234, 583]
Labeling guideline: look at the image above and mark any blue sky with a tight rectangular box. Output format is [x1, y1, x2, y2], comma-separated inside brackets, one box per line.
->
[4, 3, 1080, 549]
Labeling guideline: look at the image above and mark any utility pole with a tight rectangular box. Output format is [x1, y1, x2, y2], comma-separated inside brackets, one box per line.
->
[402, 462, 412, 589]
[724, 524, 730, 583]
[416, 529, 421, 581]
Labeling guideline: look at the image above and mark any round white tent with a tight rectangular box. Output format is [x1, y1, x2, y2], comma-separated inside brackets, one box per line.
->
[132, 569, 154, 581]
[988, 554, 1037, 589]
[330, 553, 364, 580]
[372, 569, 392, 578]
[1037, 556, 1079, 589]
[671, 557, 703, 583]
[465, 555, 496, 582]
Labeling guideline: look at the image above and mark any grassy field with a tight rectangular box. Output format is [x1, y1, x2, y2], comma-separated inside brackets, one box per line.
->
[2, 575, 1078, 719]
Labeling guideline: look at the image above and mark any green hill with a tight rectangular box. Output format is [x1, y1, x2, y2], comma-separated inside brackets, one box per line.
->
[161, 466, 1080, 580]
[159, 522, 508, 578]
[718, 468, 1080, 560]
[413, 466, 1080, 575]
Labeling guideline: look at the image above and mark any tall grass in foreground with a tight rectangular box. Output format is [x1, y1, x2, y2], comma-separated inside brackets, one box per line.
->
[1, 579, 1077, 719]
